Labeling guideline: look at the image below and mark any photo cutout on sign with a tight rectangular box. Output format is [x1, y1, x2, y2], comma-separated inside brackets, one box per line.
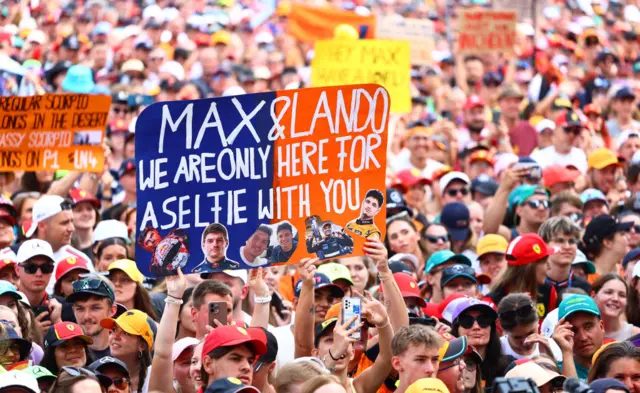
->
[138, 226, 190, 276]
[345, 189, 384, 240]
[191, 223, 240, 274]
[240, 224, 273, 268]
[305, 216, 354, 260]
[73, 130, 103, 146]
[267, 221, 299, 265]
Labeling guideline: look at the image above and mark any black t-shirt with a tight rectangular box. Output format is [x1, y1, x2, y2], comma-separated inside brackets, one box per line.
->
[92, 346, 111, 359]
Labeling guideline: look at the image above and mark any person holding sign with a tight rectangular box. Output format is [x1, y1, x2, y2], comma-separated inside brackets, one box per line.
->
[240, 225, 271, 268]
[346, 190, 384, 240]
[192, 223, 240, 274]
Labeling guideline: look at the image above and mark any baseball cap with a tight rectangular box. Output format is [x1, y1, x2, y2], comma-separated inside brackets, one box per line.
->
[498, 83, 524, 100]
[405, 378, 450, 393]
[558, 294, 600, 320]
[92, 219, 131, 244]
[0, 324, 32, 360]
[632, 260, 640, 280]
[293, 273, 345, 298]
[314, 315, 339, 347]
[623, 248, 640, 269]
[590, 379, 631, 393]
[543, 165, 580, 188]
[450, 298, 497, 323]
[25, 195, 71, 238]
[583, 215, 633, 248]
[16, 239, 54, 263]
[0, 210, 16, 227]
[205, 377, 260, 393]
[23, 366, 56, 383]
[614, 86, 636, 100]
[66, 278, 115, 304]
[505, 361, 565, 388]
[476, 234, 508, 258]
[508, 185, 547, 210]
[88, 356, 129, 376]
[108, 259, 145, 283]
[69, 188, 100, 209]
[471, 175, 498, 197]
[172, 337, 200, 362]
[588, 148, 620, 170]
[425, 250, 472, 274]
[202, 270, 249, 284]
[469, 150, 494, 166]
[440, 333, 468, 362]
[439, 172, 470, 193]
[101, 310, 154, 348]
[394, 168, 431, 190]
[440, 202, 470, 241]
[505, 234, 550, 266]
[43, 322, 93, 349]
[464, 95, 485, 110]
[439, 294, 472, 323]
[441, 265, 491, 288]
[55, 256, 89, 281]
[535, 119, 556, 133]
[318, 263, 354, 286]
[555, 110, 582, 128]
[580, 188, 609, 205]
[572, 249, 596, 275]
[254, 328, 278, 371]
[390, 272, 425, 307]
[0, 280, 21, 300]
[0, 370, 39, 393]
[388, 253, 419, 272]
[118, 159, 136, 178]
[201, 325, 267, 359]
[388, 260, 414, 275]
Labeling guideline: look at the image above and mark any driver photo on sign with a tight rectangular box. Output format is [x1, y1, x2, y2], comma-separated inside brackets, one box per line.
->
[191, 223, 240, 273]
[346, 189, 384, 240]
[305, 217, 354, 259]
[240, 224, 272, 267]
[138, 226, 190, 275]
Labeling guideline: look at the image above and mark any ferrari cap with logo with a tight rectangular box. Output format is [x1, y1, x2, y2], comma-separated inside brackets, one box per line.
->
[201, 325, 267, 359]
[44, 322, 93, 349]
[505, 233, 551, 266]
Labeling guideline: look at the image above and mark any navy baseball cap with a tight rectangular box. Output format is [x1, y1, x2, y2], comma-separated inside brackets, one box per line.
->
[205, 378, 259, 393]
[471, 175, 498, 196]
[440, 202, 470, 241]
[623, 248, 640, 268]
[615, 86, 636, 100]
[89, 356, 130, 377]
[441, 264, 491, 288]
[118, 159, 136, 178]
[294, 273, 344, 298]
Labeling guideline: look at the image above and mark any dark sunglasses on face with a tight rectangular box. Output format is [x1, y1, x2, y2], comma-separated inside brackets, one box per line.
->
[564, 127, 582, 136]
[108, 377, 130, 390]
[458, 313, 495, 329]
[112, 107, 133, 115]
[586, 37, 599, 46]
[498, 303, 534, 322]
[525, 199, 551, 209]
[631, 225, 640, 233]
[446, 187, 470, 197]
[425, 234, 449, 243]
[22, 263, 54, 274]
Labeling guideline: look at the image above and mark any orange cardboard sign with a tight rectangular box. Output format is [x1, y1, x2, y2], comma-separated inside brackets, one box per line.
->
[457, 10, 517, 54]
[287, 3, 376, 42]
[0, 94, 111, 172]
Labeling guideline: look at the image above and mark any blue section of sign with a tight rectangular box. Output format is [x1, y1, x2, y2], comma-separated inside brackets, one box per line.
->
[135, 92, 278, 276]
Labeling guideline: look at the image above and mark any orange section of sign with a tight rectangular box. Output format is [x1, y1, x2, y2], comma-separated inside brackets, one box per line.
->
[457, 10, 517, 54]
[0, 94, 111, 172]
[287, 3, 376, 42]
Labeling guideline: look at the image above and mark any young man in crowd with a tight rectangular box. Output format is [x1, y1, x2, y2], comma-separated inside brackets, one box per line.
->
[582, 215, 631, 282]
[587, 149, 621, 194]
[437, 334, 468, 393]
[15, 239, 56, 318]
[201, 270, 250, 324]
[191, 280, 234, 339]
[392, 325, 444, 393]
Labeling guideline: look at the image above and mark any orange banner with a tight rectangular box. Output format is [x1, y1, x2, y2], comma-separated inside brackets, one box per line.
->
[457, 10, 516, 54]
[0, 94, 111, 172]
[287, 3, 376, 42]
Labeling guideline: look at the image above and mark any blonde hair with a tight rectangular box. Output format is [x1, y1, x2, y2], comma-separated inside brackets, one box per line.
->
[300, 375, 344, 393]
[275, 361, 326, 393]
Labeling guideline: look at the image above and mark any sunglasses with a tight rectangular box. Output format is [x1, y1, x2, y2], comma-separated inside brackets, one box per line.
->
[446, 188, 470, 197]
[586, 37, 599, 46]
[568, 212, 584, 225]
[564, 127, 582, 136]
[499, 304, 534, 322]
[425, 234, 449, 243]
[107, 377, 130, 390]
[22, 263, 54, 274]
[457, 313, 495, 329]
[112, 107, 133, 115]
[525, 199, 551, 209]
[72, 279, 115, 299]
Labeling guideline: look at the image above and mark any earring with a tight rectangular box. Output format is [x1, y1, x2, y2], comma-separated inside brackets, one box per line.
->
[138, 351, 143, 359]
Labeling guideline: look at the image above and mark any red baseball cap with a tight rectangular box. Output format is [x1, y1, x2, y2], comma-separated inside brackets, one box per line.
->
[381, 273, 426, 307]
[69, 188, 100, 209]
[542, 165, 580, 188]
[394, 168, 431, 189]
[202, 325, 267, 359]
[505, 234, 551, 266]
[0, 210, 16, 227]
[464, 95, 485, 110]
[55, 256, 90, 281]
[469, 150, 495, 166]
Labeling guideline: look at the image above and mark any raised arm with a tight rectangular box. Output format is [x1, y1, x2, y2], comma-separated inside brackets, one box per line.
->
[294, 258, 319, 358]
[248, 268, 270, 329]
[483, 166, 528, 234]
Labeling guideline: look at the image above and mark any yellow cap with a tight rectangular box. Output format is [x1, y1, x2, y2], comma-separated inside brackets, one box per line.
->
[476, 234, 508, 257]
[405, 378, 450, 393]
[100, 309, 154, 349]
[592, 341, 617, 364]
[334, 24, 359, 40]
[108, 259, 145, 283]
[211, 30, 231, 46]
[588, 148, 620, 170]
[276, 0, 291, 16]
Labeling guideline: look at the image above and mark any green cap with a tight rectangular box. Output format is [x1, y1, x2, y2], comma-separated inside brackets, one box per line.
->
[425, 250, 471, 274]
[508, 185, 548, 210]
[23, 366, 56, 381]
[317, 262, 354, 286]
[558, 294, 600, 320]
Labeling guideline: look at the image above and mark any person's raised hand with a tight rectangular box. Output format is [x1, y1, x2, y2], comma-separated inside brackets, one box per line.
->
[48, 298, 63, 324]
[248, 268, 270, 298]
[298, 258, 319, 287]
[35, 311, 52, 332]
[359, 291, 388, 328]
[500, 166, 529, 191]
[331, 309, 362, 359]
[552, 318, 575, 353]
[363, 239, 388, 273]
[166, 267, 187, 300]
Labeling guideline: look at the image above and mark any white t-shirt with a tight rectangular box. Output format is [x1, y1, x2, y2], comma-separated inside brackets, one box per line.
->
[271, 323, 295, 373]
[500, 333, 562, 361]
[46, 245, 93, 294]
[390, 148, 445, 180]
[530, 146, 588, 174]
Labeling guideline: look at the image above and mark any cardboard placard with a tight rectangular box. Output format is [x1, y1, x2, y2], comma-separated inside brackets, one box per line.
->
[0, 94, 111, 172]
[311, 40, 411, 114]
[135, 85, 389, 276]
[287, 3, 376, 42]
[376, 17, 435, 65]
[457, 10, 517, 54]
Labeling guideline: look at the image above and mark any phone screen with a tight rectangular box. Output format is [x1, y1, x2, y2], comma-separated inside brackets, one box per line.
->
[342, 297, 362, 340]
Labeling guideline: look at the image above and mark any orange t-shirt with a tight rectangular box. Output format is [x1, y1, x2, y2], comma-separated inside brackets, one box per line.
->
[587, 264, 625, 285]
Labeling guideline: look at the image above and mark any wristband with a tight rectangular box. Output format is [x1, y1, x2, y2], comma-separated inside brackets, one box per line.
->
[167, 294, 182, 300]
[165, 297, 183, 305]
[254, 295, 272, 304]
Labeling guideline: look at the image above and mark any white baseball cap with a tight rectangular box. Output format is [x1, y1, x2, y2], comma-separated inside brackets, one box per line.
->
[93, 220, 131, 244]
[172, 337, 200, 362]
[25, 195, 69, 238]
[536, 119, 556, 133]
[17, 239, 54, 264]
[0, 370, 39, 393]
[222, 269, 248, 284]
[439, 171, 470, 195]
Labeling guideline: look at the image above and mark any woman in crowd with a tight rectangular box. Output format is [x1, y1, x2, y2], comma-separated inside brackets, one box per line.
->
[421, 223, 452, 264]
[89, 356, 133, 393]
[11, 191, 39, 225]
[189, 341, 205, 393]
[0, 305, 43, 364]
[451, 298, 513, 388]
[385, 216, 426, 263]
[339, 257, 377, 295]
[587, 341, 640, 393]
[498, 294, 556, 359]
[94, 238, 129, 272]
[20, 172, 52, 194]
[107, 259, 158, 320]
[101, 309, 154, 393]
[463, 347, 483, 393]
[175, 287, 195, 340]
[53, 257, 91, 298]
[591, 274, 640, 340]
[40, 322, 95, 374]
[0, 281, 42, 347]
[0, 322, 31, 368]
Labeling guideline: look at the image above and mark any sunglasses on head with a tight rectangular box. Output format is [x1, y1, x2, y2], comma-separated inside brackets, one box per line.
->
[457, 313, 495, 329]
[446, 187, 470, 197]
[425, 234, 449, 243]
[22, 262, 54, 274]
[59, 366, 96, 378]
[525, 199, 551, 209]
[498, 303, 534, 322]
[564, 127, 582, 136]
[72, 279, 115, 299]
